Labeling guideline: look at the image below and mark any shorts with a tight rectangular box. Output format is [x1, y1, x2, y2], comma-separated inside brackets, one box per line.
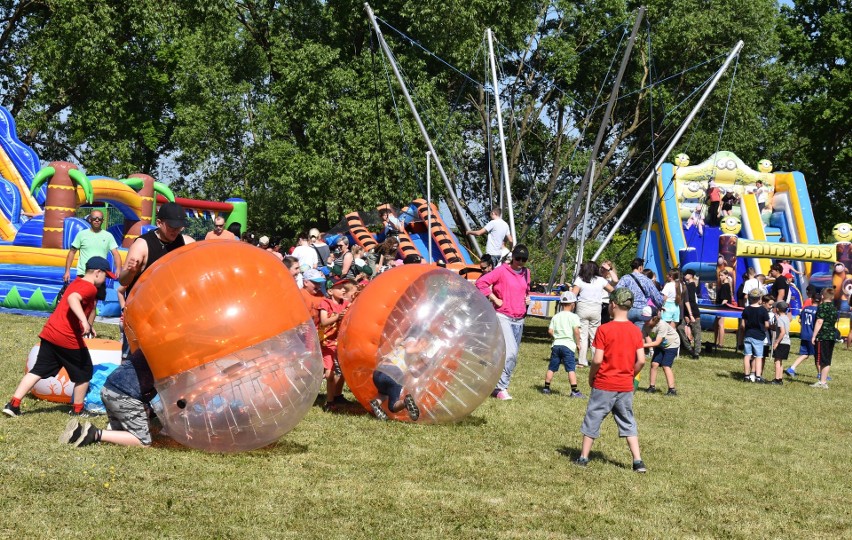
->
[548, 345, 576, 373]
[101, 386, 151, 446]
[373, 370, 403, 405]
[652, 347, 677, 368]
[815, 340, 835, 368]
[321, 344, 340, 374]
[743, 336, 765, 358]
[580, 388, 638, 439]
[773, 343, 790, 361]
[661, 302, 680, 323]
[29, 339, 93, 383]
[798, 340, 815, 356]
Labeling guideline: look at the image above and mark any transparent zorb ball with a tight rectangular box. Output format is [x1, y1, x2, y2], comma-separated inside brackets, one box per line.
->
[153, 323, 322, 452]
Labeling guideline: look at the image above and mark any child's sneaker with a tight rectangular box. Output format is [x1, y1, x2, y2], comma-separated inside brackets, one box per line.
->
[2, 401, 21, 417]
[665, 388, 678, 396]
[810, 381, 828, 389]
[403, 394, 420, 421]
[494, 390, 512, 401]
[368, 399, 388, 421]
[541, 387, 552, 395]
[573, 456, 589, 467]
[72, 422, 98, 447]
[633, 460, 647, 473]
[68, 409, 91, 418]
[58, 418, 83, 444]
[784, 367, 796, 377]
[570, 391, 586, 399]
[644, 386, 657, 394]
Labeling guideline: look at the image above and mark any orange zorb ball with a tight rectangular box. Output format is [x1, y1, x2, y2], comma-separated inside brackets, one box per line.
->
[338, 265, 505, 423]
[124, 241, 322, 452]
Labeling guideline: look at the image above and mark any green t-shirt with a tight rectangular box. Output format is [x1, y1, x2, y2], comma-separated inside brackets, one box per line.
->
[549, 310, 580, 351]
[815, 302, 838, 341]
[71, 229, 118, 275]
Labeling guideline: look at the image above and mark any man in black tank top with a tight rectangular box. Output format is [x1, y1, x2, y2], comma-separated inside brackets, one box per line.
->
[120, 202, 195, 293]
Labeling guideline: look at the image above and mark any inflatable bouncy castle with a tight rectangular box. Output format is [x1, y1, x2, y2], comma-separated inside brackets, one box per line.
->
[641, 151, 850, 335]
[0, 104, 247, 316]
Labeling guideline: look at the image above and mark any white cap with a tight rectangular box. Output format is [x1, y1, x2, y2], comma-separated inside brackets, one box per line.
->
[559, 291, 577, 304]
[641, 305, 654, 318]
[259, 236, 270, 246]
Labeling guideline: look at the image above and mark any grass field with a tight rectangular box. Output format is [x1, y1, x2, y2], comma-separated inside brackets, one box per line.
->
[1, 312, 851, 539]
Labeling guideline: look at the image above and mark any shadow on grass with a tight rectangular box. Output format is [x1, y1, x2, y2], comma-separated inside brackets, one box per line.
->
[15, 403, 69, 415]
[557, 446, 629, 469]
[715, 370, 747, 381]
[523, 324, 552, 345]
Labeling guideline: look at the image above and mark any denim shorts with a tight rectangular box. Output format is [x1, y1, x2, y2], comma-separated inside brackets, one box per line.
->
[743, 336, 765, 358]
[580, 388, 638, 439]
[798, 340, 815, 356]
[548, 345, 576, 373]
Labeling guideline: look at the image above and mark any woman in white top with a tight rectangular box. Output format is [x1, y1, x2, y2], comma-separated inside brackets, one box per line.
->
[571, 261, 614, 367]
[660, 270, 683, 327]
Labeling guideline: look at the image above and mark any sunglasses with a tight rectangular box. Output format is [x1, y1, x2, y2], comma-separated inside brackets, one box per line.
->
[90, 217, 104, 222]
[514, 257, 528, 263]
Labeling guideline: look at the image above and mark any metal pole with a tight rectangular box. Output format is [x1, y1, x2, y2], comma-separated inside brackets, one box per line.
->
[486, 28, 517, 243]
[548, 7, 645, 288]
[365, 3, 482, 256]
[576, 161, 596, 274]
[592, 40, 745, 261]
[641, 177, 657, 259]
[426, 151, 432, 264]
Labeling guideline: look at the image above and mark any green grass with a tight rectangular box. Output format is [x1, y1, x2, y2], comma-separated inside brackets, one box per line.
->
[1, 313, 851, 539]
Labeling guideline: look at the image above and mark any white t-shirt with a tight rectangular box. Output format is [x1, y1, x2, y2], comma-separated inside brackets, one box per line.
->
[742, 278, 759, 296]
[661, 281, 677, 303]
[292, 244, 319, 269]
[572, 276, 609, 303]
[484, 218, 510, 256]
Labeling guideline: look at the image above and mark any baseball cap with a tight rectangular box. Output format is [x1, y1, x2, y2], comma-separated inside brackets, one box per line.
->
[157, 202, 188, 228]
[559, 291, 577, 304]
[775, 301, 788, 312]
[329, 277, 353, 289]
[303, 269, 326, 283]
[610, 287, 634, 309]
[512, 244, 529, 260]
[85, 256, 117, 279]
[258, 236, 270, 246]
[748, 289, 762, 300]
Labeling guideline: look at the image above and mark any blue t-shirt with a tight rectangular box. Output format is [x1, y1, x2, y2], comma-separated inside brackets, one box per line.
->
[798, 305, 818, 342]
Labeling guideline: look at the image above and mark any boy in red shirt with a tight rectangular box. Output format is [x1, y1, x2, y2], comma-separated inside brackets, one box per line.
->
[3, 257, 114, 418]
[575, 287, 647, 472]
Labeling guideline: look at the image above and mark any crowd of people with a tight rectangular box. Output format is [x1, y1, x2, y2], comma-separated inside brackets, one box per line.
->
[2, 202, 849, 472]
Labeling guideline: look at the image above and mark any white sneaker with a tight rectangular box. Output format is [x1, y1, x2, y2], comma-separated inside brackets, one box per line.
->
[810, 381, 828, 389]
[494, 390, 513, 401]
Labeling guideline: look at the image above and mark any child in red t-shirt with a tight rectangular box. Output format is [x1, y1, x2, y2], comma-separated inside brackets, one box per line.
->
[319, 279, 356, 409]
[3, 257, 114, 418]
[575, 287, 647, 472]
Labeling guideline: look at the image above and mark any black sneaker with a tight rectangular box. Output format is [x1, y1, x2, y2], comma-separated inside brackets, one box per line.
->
[666, 388, 678, 396]
[769, 379, 783, 385]
[332, 395, 354, 406]
[368, 399, 388, 421]
[2, 401, 21, 417]
[574, 456, 589, 467]
[58, 418, 83, 444]
[633, 460, 647, 473]
[755, 377, 766, 384]
[403, 394, 420, 421]
[541, 387, 552, 395]
[645, 386, 657, 394]
[691, 353, 700, 360]
[72, 422, 98, 447]
[68, 409, 91, 418]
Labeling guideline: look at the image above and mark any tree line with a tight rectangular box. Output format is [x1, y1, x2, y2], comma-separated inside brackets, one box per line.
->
[0, 0, 847, 278]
